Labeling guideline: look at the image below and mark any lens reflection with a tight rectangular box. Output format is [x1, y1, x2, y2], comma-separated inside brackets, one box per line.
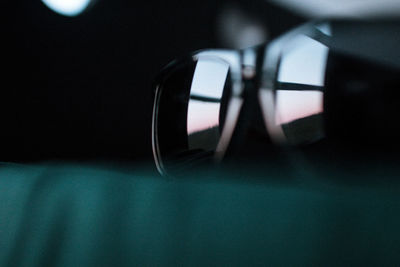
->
[278, 35, 329, 87]
[155, 56, 231, 173]
[260, 27, 328, 146]
[275, 90, 324, 145]
[187, 58, 230, 151]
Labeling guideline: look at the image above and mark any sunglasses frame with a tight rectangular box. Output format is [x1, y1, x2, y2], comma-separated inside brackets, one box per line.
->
[152, 49, 248, 175]
[152, 19, 400, 176]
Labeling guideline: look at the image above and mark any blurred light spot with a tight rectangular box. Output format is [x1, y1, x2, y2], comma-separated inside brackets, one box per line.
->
[316, 23, 332, 36]
[42, 0, 92, 17]
[217, 5, 268, 49]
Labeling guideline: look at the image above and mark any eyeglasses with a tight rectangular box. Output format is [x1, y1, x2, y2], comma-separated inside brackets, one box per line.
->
[152, 19, 400, 176]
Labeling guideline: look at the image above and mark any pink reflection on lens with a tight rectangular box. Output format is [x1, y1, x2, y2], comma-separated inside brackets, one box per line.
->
[187, 101, 220, 134]
[186, 57, 229, 135]
[275, 90, 323, 125]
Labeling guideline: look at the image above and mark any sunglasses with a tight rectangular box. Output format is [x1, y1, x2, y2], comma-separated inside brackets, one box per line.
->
[152, 19, 400, 176]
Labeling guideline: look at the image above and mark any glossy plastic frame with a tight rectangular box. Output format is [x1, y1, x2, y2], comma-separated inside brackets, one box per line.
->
[152, 49, 249, 175]
[259, 21, 331, 145]
[152, 21, 329, 175]
[153, 19, 400, 176]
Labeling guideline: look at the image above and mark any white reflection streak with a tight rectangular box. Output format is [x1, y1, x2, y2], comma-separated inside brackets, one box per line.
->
[187, 59, 229, 134]
[258, 89, 287, 144]
[269, 0, 400, 18]
[215, 97, 243, 161]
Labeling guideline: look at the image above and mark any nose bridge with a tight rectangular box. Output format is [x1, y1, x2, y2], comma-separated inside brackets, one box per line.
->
[243, 58, 276, 151]
[222, 46, 274, 159]
[224, 80, 278, 161]
[242, 63, 269, 136]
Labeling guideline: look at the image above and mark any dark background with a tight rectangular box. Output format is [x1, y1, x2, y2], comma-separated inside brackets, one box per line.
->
[3, 4, 400, 266]
[2, 0, 304, 163]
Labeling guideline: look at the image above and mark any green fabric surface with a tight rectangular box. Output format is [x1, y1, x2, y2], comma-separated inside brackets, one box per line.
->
[0, 161, 400, 266]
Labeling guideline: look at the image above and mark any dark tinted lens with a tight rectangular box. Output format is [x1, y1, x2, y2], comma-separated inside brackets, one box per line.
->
[273, 32, 326, 146]
[154, 57, 232, 173]
[262, 20, 400, 157]
[260, 31, 327, 146]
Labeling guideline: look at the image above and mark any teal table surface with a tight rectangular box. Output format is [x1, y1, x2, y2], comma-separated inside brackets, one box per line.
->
[1, 161, 400, 266]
